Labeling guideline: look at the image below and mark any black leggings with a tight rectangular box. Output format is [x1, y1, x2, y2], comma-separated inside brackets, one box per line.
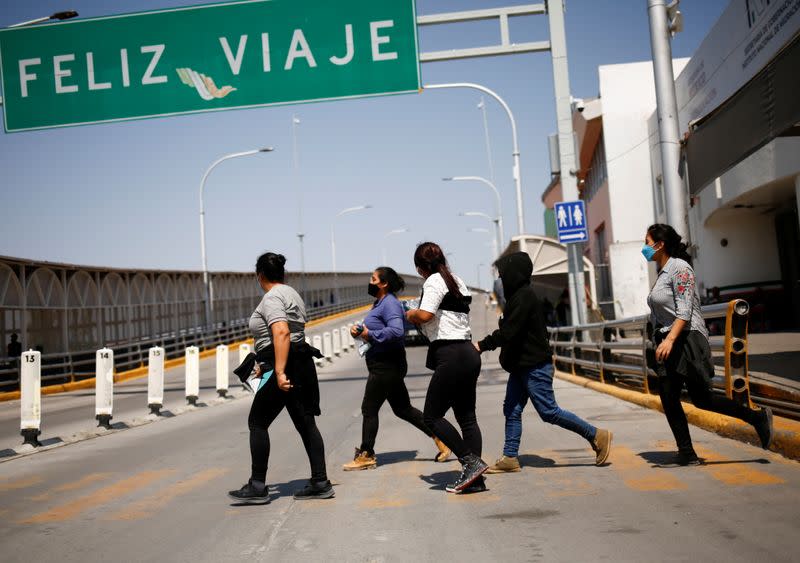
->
[658, 358, 756, 453]
[248, 374, 327, 483]
[360, 350, 432, 455]
[423, 341, 482, 460]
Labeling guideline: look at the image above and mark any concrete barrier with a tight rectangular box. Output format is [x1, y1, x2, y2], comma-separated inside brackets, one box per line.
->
[322, 332, 333, 361]
[216, 344, 229, 397]
[20, 350, 41, 446]
[185, 346, 200, 406]
[147, 347, 165, 415]
[95, 348, 114, 429]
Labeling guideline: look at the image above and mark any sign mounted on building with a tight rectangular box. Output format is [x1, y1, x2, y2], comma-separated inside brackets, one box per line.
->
[554, 200, 588, 244]
[0, 0, 420, 132]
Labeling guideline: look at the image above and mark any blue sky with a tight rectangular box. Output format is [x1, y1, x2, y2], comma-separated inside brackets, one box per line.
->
[0, 0, 729, 288]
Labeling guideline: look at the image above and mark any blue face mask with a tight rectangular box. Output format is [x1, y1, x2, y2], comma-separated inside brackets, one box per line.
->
[641, 243, 657, 262]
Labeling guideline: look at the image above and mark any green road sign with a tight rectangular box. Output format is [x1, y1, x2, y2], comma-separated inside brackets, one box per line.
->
[0, 0, 420, 132]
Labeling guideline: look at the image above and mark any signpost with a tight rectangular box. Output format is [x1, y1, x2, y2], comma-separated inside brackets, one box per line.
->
[555, 200, 588, 244]
[0, 0, 420, 132]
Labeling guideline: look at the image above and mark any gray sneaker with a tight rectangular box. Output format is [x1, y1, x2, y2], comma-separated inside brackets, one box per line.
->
[485, 455, 521, 474]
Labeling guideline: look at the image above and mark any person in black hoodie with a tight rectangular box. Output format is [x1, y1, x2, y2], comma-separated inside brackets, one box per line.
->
[474, 252, 612, 472]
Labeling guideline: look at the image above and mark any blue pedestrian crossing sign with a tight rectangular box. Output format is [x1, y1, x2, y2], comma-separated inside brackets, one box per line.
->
[554, 200, 588, 244]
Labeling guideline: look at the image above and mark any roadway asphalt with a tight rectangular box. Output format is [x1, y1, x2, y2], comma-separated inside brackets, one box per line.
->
[0, 304, 799, 562]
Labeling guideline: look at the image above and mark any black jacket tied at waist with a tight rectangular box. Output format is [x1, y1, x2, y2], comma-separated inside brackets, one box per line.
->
[651, 328, 714, 385]
[234, 339, 324, 415]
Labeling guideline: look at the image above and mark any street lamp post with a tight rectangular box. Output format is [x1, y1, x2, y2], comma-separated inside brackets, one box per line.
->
[459, 212, 499, 259]
[477, 97, 496, 185]
[382, 227, 409, 265]
[467, 228, 492, 291]
[331, 205, 372, 305]
[291, 115, 308, 301]
[443, 176, 504, 252]
[199, 148, 273, 327]
[425, 82, 524, 236]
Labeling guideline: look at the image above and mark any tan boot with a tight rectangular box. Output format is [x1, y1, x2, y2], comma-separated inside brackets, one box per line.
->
[433, 437, 451, 462]
[342, 448, 377, 471]
[485, 455, 521, 473]
[591, 429, 612, 466]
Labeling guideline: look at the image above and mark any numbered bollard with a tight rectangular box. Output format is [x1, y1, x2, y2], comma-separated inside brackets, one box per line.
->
[322, 332, 333, 362]
[147, 346, 165, 415]
[95, 348, 114, 429]
[332, 329, 342, 357]
[20, 350, 42, 447]
[238, 343, 252, 388]
[340, 326, 351, 351]
[185, 346, 200, 406]
[216, 344, 229, 397]
[312, 335, 324, 367]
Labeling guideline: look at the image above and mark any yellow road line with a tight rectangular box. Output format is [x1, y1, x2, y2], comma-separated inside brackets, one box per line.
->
[109, 467, 229, 521]
[611, 446, 688, 491]
[27, 473, 113, 502]
[0, 475, 43, 492]
[20, 469, 176, 524]
[694, 446, 785, 486]
[541, 450, 598, 498]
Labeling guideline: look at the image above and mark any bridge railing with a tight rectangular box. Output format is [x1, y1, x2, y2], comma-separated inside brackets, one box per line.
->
[548, 300, 757, 406]
[0, 297, 373, 392]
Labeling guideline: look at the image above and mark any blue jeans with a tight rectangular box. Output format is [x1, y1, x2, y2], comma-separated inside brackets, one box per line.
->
[502, 362, 597, 457]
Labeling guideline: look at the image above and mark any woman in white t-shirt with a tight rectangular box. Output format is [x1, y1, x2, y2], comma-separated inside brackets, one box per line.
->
[406, 242, 489, 494]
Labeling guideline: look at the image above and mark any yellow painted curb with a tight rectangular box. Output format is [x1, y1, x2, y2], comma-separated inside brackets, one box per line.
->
[555, 369, 800, 461]
[0, 306, 369, 403]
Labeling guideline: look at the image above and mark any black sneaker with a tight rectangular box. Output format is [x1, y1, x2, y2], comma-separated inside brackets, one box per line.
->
[753, 406, 774, 449]
[445, 454, 489, 493]
[228, 480, 270, 504]
[293, 479, 335, 500]
[461, 475, 487, 494]
[675, 450, 703, 466]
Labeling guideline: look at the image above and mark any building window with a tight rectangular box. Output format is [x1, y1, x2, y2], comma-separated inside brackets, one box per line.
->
[584, 133, 607, 202]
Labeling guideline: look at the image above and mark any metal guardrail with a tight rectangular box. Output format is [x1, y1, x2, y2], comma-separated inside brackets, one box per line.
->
[548, 300, 800, 420]
[0, 297, 373, 392]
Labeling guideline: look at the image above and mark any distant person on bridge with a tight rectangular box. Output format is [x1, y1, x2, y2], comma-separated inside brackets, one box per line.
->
[343, 267, 450, 471]
[475, 252, 612, 474]
[6, 333, 22, 358]
[406, 242, 489, 494]
[644, 224, 774, 465]
[228, 252, 333, 504]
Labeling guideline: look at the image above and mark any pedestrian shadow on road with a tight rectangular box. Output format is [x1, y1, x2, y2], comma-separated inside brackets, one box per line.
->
[518, 453, 596, 469]
[375, 449, 419, 466]
[638, 450, 770, 467]
[419, 470, 458, 491]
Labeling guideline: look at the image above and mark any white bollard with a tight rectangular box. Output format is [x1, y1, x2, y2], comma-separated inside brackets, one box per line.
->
[20, 350, 41, 446]
[185, 346, 200, 405]
[340, 326, 351, 350]
[147, 347, 165, 415]
[332, 329, 342, 356]
[312, 335, 324, 367]
[238, 343, 252, 364]
[322, 332, 333, 361]
[216, 344, 229, 397]
[347, 323, 356, 347]
[95, 348, 114, 428]
[238, 343, 252, 389]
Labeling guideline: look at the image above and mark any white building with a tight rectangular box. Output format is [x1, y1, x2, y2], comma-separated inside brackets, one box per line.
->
[648, 0, 800, 329]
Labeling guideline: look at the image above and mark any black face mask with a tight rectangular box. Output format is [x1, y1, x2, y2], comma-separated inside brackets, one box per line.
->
[367, 283, 380, 297]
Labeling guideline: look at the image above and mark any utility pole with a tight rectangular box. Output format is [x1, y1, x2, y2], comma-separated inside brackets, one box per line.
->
[548, 0, 588, 326]
[648, 0, 689, 240]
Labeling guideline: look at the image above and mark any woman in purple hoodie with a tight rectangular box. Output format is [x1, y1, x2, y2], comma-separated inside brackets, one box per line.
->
[343, 267, 450, 471]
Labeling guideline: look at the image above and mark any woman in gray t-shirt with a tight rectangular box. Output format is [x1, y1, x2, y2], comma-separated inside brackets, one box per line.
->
[644, 224, 773, 465]
[228, 252, 332, 504]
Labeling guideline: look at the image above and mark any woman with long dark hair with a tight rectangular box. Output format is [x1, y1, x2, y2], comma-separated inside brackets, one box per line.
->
[228, 252, 333, 503]
[644, 224, 774, 465]
[406, 242, 489, 493]
[343, 267, 450, 471]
